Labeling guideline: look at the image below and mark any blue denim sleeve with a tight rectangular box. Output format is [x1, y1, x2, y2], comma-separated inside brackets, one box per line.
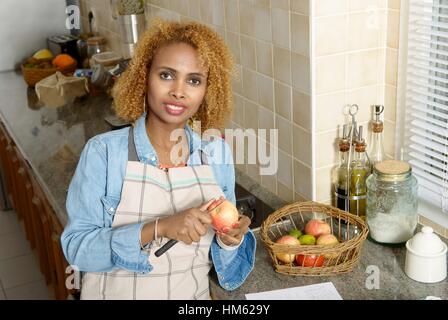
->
[210, 230, 256, 291]
[60, 138, 152, 273]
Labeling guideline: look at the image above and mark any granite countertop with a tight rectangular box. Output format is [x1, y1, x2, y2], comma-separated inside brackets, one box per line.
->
[210, 230, 448, 300]
[0, 71, 115, 226]
[1, 70, 446, 300]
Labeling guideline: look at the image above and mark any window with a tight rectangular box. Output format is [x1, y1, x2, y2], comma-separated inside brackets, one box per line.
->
[397, 0, 448, 228]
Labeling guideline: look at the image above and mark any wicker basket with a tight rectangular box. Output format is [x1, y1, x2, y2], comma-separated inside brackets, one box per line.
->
[21, 59, 77, 87]
[260, 201, 369, 276]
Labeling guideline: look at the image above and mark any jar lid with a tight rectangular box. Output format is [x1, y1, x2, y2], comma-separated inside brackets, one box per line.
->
[87, 36, 107, 45]
[374, 160, 411, 181]
[406, 226, 446, 256]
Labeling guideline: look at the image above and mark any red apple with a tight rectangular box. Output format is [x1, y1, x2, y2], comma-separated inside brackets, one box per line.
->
[275, 235, 301, 263]
[208, 199, 239, 233]
[304, 219, 331, 238]
[296, 254, 325, 267]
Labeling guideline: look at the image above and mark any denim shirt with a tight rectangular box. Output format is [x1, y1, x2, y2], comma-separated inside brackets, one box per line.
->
[61, 113, 256, 291]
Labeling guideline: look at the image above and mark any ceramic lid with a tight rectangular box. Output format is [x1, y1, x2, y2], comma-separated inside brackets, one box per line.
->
[406, 226, 446, 256]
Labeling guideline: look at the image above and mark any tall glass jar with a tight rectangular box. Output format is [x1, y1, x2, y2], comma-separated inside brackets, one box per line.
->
[366, 160, 418, 245]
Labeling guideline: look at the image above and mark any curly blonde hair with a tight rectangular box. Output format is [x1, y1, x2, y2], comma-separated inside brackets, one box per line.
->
[112, 18, 236, 133]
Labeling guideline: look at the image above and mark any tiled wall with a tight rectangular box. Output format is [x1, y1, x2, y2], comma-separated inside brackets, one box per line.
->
[313, 0, 400, 204]
[77, 0, 401, 207]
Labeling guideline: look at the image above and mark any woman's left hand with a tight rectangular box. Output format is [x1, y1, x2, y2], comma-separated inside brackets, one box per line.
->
[216, 215, 251, 247]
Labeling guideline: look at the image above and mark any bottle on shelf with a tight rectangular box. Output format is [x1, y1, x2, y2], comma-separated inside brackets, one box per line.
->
[349, 126, 369, 220]
[334, 124, 351, 211]
[368, 105, 385, 172]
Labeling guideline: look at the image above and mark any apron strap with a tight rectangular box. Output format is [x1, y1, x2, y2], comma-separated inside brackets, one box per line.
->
[199, 149, 209, 165]
[128, 126, 139, 162]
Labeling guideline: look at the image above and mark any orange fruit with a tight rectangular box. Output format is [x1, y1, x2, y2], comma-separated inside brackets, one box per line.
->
[52, 54, 76, 69]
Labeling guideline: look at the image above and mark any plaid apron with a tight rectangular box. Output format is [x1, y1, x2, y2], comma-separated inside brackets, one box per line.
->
[81, 126, 224, 300]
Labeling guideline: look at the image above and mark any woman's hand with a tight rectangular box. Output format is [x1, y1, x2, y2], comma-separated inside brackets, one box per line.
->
[157, 199, 215, 245]
[216, 215, 251, 247]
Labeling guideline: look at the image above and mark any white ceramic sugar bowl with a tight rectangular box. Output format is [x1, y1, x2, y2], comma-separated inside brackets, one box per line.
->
[405, 226, 447, 283]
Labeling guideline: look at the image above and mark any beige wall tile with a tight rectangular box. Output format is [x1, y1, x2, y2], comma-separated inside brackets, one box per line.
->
[255, 5, 272, 42]
[224, 0, 240, 33]
[291, 0, 309, 15]
[239, 1, 256, 37]
[291, 52, 310, 93]
[388, 0, 401, 10]
[278, 150, 294, 189]
[257, 74, 275, 111]
[384, 85, 397, 122]
[272, 0, 290, 10]
[315, 54, 345, 94]
[387, 9, 400, 49]
[347, 85, 378, 124]
[291, 13, 309, 57]
[242, 67, 259, 101]
[383, 120, 396, 156]
[273, 46, 292, 85]
[244, 99, 259, 130]
[315, 15, 347, 56]
[189, 0, 202, 20]
[212, 0, 225, 27]
[256, 41, 273, 77]
[293, 124, 312, 166]
[315, 130, 339, 168]
[241, 35, 256, 70]
[274, 81, 292, 120]
[316, 166, 333, 201]
[232, 65, 243, 95]
[292, 89, 311, 131]
[386, 48, 398, 86]
[232, 94, 245, 125]
[247, 164, 262, 184]
[275, 115, 293, 154]
[226, 31, 241, 64]
[258, 105, 275, 130]
[277, 181, 295, 203]
[199, 0, 213, 24]
[347, 49, 380, 89]
[314, 0, 348, 17]
[294, 159, 312, 199]
[272, 8, 290, 49]
[348, 0, 386, 11]
[348, 11, 382, 51]
[256, 0, 270, 7]
[315, 92, 346, 132]
[261, 171, 278, 195]
[171, 0, 189, 16]
[294, 192, 308, 202]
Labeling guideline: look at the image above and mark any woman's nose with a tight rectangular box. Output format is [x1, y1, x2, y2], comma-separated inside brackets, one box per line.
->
[169, 80, 186, 99]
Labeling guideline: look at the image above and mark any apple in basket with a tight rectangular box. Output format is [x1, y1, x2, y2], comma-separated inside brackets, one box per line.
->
[304, 219, 331, 238]
[275, 235, 301, 264]
[208, 197, 239, 234]
[296, 254, 325, 267]
[316, 234, 340, 259]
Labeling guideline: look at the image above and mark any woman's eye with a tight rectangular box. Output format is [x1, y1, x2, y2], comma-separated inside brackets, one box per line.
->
[160, 72, 172, 80]
[189, 78, 201, 86]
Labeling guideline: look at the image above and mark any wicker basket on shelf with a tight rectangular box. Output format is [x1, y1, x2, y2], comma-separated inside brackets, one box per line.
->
[260, 201, 369, 276]
[21, 58, 77, 87]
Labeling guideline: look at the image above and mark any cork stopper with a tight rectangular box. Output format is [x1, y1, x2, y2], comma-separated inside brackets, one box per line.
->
[375, 160, 411, 175]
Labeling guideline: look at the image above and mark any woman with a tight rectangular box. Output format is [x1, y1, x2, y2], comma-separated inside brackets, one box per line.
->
[61, 19, 256, 300]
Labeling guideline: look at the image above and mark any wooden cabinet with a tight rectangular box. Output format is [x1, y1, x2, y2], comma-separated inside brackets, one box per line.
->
[0, 120, 73, 300]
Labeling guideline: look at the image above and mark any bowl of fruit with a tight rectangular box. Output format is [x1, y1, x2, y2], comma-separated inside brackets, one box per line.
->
[21, 50, 78, 87]
[260, 201, 368, 276]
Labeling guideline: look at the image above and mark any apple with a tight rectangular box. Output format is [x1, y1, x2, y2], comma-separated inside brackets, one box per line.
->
[275, 235, 301, 263]
[304, 219, 331, 238]
[208, 198, 239, 233]
[296, 254, 325, 267]
[316, 234, 339, 246]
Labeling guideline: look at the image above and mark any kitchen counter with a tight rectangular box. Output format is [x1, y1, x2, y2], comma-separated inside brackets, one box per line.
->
[1, 70, 446, 300]
[0, 70, 115, 226]
[210, 230, 448, 300]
